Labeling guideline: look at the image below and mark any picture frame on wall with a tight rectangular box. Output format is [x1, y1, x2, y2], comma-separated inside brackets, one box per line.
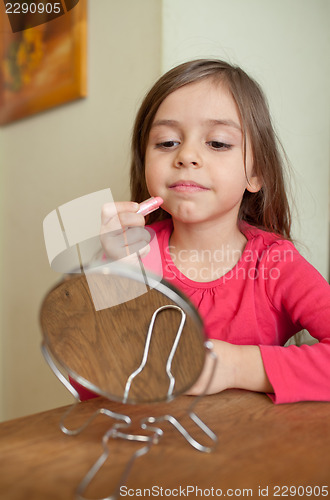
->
[0, 0, 87, 125]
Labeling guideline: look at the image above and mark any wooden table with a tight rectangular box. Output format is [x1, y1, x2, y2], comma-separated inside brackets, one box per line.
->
[1, 390, 329, 499]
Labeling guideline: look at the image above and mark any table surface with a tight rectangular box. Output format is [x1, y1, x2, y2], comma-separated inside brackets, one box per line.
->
[1, 390, 330, 499]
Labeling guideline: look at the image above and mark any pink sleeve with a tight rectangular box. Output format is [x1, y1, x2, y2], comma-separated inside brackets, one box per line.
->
[69, 376, 99, 401]
[259, 244, 330, 403]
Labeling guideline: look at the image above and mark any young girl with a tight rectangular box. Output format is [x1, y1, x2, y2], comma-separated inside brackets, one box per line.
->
[101, 59, 330, 404]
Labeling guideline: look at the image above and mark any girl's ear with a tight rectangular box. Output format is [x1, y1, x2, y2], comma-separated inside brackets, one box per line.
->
[246, 174, 262, 193]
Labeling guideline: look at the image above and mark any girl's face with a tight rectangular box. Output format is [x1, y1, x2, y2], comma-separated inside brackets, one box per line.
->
[145, 78, 261, 226]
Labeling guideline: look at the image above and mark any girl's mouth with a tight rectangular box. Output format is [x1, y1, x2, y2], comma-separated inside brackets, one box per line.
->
[169, 180, 209, 192]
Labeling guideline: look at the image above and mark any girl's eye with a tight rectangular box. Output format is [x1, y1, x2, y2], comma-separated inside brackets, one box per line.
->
[155, 140, 180, 149]
[207, 141, 232, 150]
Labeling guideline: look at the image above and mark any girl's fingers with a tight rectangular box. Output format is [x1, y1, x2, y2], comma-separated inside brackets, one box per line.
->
[101, 227, 150, 248]
[100, 226, 151, 261]
[101, 210, 145, 234]
[101, 201, 139, 226]
[100, 201, 152, 261]
[121, 227, 151, 246]
[101, 239, 151, 261]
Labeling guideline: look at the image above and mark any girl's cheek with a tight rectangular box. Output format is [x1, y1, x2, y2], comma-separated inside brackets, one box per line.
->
[145, 169, 155, 193]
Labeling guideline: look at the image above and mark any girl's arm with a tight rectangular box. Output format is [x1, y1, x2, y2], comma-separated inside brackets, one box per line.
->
[187, 340, 273, 396]
[189, 245, 330, 403]
[259, 245, 330, 404]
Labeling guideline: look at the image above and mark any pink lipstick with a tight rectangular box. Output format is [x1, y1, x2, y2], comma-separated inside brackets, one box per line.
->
[137, 196, 163, 216]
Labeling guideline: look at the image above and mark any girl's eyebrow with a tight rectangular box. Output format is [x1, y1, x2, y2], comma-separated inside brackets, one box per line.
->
[206, 119, 241, 131]
[151, 119, 179, 129]
[151, 118, 241, 131]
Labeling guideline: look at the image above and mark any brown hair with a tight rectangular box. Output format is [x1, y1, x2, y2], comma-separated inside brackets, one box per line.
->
[130, 59, 291, 238]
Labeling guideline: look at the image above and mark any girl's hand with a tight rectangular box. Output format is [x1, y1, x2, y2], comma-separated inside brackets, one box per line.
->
[186, 340, 274, 396]
[100, 201, 151, 265]
[187, 340, 236, 395]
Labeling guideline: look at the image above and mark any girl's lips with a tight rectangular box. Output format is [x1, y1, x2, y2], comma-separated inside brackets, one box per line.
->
[169, 181, 209, 192]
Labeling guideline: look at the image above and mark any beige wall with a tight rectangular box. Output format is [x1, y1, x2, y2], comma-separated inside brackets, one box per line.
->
[0, 0, 162, 421]
[162, 0, 330, 279]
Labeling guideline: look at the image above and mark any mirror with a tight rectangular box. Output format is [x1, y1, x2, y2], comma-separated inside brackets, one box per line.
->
[40, 265, 206, 404]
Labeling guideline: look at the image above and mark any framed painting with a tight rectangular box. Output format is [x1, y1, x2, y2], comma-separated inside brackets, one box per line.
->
[0, 0, 87, 125]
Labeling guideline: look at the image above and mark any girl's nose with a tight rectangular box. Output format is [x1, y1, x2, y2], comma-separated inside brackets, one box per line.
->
[174, 143, 202, 169]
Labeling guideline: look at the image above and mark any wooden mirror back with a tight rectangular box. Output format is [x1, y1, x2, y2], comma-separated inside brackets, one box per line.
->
[40, 268, 206, 404]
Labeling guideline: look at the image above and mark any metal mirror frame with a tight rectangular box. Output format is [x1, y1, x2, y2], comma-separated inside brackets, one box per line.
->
[40, 263, 218, 500]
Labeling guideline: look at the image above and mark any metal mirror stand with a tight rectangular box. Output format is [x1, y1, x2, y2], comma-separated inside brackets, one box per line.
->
[41, 271, 218, 500]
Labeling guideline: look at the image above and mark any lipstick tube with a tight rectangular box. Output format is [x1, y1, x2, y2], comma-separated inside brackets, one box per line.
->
[137, 197, 163, 216]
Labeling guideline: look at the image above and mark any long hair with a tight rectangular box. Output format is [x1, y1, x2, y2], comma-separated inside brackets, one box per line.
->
[130, 59, 291, 238]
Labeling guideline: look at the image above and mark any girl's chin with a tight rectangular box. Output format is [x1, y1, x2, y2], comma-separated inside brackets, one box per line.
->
[171, 211, 207, 225]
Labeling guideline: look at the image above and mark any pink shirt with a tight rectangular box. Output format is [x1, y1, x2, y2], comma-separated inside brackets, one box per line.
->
[143, 219, 330, 404]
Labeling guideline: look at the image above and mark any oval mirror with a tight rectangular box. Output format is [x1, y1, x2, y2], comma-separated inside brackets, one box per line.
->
[40, 265, 206, 404]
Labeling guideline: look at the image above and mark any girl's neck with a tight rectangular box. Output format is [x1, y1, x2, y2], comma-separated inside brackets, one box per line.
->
[169, 218, 247, 282]
[170, 217, 245, 251]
